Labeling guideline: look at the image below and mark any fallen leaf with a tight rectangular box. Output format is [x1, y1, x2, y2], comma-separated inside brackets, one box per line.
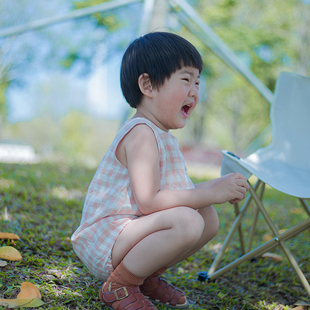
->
[263, 233, 273, 242]
[0, 232, 20, 240]
[0, 246, 22, 261]
[290, 306, 307, 310]
[17, 282, 41, 299]
[0, 297, 44, 308]
[263, 230, 287, 243]
[0, 259, 7, 267]
[261, 252, 283, 262]
[0, 282, 44, 308]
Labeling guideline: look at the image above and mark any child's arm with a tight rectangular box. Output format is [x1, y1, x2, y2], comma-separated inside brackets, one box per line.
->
[194, 179, 220, 188]
[121, 124, 248, 215]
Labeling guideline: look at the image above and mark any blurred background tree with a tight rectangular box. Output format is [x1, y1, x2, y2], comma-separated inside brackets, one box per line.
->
[0, 0, 309, 164]
[177, 0, 310, 154]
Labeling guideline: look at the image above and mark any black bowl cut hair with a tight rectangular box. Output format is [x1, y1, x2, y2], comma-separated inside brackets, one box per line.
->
[120, 32, 203, 108]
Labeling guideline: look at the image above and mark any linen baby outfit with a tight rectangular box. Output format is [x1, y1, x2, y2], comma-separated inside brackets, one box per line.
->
[71, 117, 195, 280]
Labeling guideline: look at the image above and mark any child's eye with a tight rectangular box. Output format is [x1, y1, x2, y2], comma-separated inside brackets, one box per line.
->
[182, 78, 189, 82]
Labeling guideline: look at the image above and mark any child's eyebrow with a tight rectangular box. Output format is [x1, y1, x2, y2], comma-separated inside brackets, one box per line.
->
[180, 69, 200, 78]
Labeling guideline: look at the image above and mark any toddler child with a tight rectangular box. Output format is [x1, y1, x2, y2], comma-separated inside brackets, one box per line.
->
[71, 32, 249, 310]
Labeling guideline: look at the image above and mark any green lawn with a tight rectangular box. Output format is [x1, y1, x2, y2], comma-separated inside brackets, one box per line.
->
[0, 162, 309, 309]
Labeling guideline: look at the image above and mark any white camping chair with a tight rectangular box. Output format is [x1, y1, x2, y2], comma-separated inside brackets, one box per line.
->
[207, 71, 310, 297]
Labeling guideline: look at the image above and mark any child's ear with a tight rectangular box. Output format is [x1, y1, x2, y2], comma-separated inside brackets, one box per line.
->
[138, 73, 153, 97]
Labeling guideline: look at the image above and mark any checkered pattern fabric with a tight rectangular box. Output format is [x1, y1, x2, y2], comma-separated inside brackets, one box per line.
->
[71, 117, 194, 280]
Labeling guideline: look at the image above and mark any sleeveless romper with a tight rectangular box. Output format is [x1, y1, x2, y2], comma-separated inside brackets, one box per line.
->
[71, 117, 195, 280]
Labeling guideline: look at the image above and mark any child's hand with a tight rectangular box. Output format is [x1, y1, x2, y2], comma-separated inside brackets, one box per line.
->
[210, 173, 249, 205]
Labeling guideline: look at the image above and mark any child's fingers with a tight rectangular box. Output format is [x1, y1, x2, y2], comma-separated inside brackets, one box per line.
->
[231, 172, 247, 181]
[235, 178, 249, 191]
[229, 198, 240, 204]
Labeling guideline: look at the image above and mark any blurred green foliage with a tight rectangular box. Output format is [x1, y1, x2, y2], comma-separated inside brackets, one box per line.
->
[0, 163, 309, 309]
[0, 0, 310, 162]
[179, 0, 310, 153]
[73, 0, 124, 32]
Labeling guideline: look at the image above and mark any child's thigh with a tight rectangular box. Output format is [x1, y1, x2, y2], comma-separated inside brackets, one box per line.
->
[111, 206, 203, 267]
[197, 205, 219, 238]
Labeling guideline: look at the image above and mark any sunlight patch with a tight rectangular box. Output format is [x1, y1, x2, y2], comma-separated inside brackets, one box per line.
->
[0, 177, 15, 189]
[51, 186, 84, 201]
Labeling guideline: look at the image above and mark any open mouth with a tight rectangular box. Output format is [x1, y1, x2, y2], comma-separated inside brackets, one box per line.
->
[181, 104, 191, 116]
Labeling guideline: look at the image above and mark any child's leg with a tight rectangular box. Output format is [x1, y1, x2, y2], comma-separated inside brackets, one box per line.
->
[112, 206, 206, 277]
[165, 205, 219, 267]
[102, 206, 218, 309]
[138, 206, 218, 308]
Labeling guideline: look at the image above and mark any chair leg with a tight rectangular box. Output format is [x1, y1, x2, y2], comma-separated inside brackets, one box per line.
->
[248, 185, 310, 297]
[234, 202, 245, 255]
[207, 217, 310, 287]
[207, 182, 310, 297]
[247, 182, 266, 253]
[299, 199, 310, 216]
[208, 180, 261, 275]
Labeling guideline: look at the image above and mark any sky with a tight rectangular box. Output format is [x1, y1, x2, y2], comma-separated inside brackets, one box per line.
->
[6, 52, 128, 123]
[1, 0, 142, 123]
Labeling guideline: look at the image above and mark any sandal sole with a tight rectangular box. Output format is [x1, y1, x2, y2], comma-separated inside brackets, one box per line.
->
[151, 298, 190, 309]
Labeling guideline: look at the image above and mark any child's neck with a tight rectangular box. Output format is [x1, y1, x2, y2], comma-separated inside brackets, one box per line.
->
[133, 111, 169, 133]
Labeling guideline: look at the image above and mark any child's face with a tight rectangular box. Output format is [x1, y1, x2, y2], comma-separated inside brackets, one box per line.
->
[152, 66, 200, 132]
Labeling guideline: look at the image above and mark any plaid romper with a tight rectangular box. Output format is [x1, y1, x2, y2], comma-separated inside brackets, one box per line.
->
[71, 117, 195, 280]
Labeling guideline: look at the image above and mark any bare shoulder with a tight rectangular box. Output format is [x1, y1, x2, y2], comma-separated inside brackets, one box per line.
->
[127, 123, 156, 144]
[116, 123, 158, 167]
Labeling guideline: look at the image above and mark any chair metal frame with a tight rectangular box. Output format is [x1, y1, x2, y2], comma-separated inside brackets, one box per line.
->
[206, 72, 310, 297]
[207, 180, 310, 297]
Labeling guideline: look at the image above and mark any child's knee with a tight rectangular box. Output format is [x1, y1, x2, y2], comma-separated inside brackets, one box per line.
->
[204, 206, 219, 238]
[172, 207, 205, 243]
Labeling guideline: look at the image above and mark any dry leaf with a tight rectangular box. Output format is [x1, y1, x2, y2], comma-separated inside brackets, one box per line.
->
[0, 232, 20, 240]
[17, 282, 42, 299]
[0, 297, 44, 308]
[263, 233, 273, 242]
[261, 252, 283, 262]
[263, 229, 287, 243]
[0, 282, 44, 308]
[0, 246, 22, 261]
[290, 306, 307, 310]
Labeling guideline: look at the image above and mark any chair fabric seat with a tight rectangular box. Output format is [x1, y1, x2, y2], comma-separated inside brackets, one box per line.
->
[221, 71, 310, 199]
[221, 149, 310, 199]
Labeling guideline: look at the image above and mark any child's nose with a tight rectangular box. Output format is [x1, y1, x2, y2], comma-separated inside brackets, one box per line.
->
[189, 85, 199, 98]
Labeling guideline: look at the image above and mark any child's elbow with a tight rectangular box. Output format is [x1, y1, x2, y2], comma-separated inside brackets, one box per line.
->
[135, 197, 157, 215]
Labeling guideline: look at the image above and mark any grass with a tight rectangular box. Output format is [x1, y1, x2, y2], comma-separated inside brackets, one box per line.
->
[0, 162, 309, 309]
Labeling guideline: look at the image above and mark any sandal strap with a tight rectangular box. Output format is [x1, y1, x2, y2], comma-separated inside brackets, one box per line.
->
[102, 286, 135, 303]
[140, 276, 185, 306]
[100, 284, 157, 310]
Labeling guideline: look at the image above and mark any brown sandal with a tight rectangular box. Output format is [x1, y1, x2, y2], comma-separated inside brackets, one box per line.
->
[140, 276, 190, 309]
[100, 282, 157, 310]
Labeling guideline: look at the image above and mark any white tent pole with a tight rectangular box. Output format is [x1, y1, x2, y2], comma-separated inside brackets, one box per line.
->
[0, 0, 142, 38]
[168, 0, 274, 105]
[139, 0, 155, 35]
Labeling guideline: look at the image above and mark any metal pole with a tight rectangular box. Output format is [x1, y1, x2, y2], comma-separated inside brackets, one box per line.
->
[0, 0, 142, 38]
[208, 180, 261, 275]
[168, 0, 274, 105]
[139, 0, 156, 35]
